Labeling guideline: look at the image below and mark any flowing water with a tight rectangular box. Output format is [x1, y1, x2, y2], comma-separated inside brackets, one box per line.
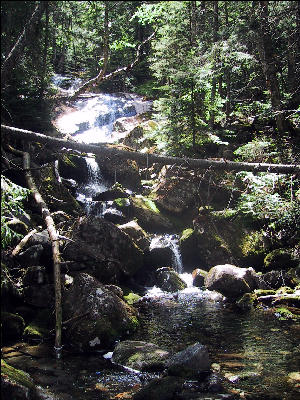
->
[32, 75, 300, 399]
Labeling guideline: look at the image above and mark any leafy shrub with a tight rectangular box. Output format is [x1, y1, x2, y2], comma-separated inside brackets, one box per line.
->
[1, 175, 30, 249]
[234, 137, 279, 163]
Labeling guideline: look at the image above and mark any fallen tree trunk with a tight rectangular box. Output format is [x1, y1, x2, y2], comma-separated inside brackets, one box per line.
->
[1, 124, 299, 174]
[22, 150, 63, 360]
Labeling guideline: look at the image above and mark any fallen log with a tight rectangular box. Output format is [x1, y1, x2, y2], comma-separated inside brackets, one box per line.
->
[22, 150, 63, 360]
[1, 124, 299, 174]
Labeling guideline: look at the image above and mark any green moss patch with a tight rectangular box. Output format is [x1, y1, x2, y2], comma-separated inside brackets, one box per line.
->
[1, 359, 35, 390]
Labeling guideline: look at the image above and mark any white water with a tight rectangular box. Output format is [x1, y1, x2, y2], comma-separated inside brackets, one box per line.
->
[149, 234, 184, 274]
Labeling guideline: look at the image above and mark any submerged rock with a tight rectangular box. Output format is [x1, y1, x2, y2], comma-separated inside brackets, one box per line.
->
[133, 376, 184, 400]
[112, 340, 170, 371]
[205, 264, 258, 300]
[166, 342, 211, 378]
[63, 273, 139, 351]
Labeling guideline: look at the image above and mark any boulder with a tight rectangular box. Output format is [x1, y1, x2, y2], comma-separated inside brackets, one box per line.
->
[63, 273, 138, 351]
[133, 376, 184, 400]
[18, 245, 45, 267]
[112, 340, 170, 371]
[118, 220, 150, 251]
[23, 284, 54, 308]
[258, 269, 294, 290]
[151, 166, 198, 213]
[264, 249, 297, 271]
[155, 267, 187, 292]
[166, 342, 211, 378]
[92, 182, 129, 202]
[62, 216, 143, 284]
[180, 229, 232, 272]
[131, 195, 173, 233]
[1, 312, 25, 344]
[23, 266, 49, 286]
[58, 154, 89, 184]
[205, 264, 258, 300]
[102, 208, 127, 224]
[192, 268, 207, 287]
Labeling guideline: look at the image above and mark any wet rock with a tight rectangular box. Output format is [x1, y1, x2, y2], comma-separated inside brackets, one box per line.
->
[28, 230, 51, 247]
[166, 342, 211, 378]
[148, 247, 173, 269]
[192, 268, 207, 287]
[1, 359, 36, 400]
[58, 154, 89, 184]
[63, 273, 139, 351]
[118, 220, 150, 252]
[92, 182, 129, 201]
[103, 207, 127, 224]
[112, 340, 170, 371]
[205, 264, 258, 300]
[62, 216, 143, 284]
[133, 376, 184, 400]
[1, 312, 25, 344]
[155, 267, 187, 292]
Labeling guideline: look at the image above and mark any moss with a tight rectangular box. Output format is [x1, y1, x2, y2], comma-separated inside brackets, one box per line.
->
[276, 286, 294, 295]
[23, 324, 49, 341]
[114, 197, 130, 208]
[274, 307, 299, 321]
[254, 289, 276, 296]
[180, 228, 194, 242]
[124, 292, 141, 305]
[236, 293, 257, 310]
[1, 359, 35, 390]
[134, 195, 160, 214]
[264, 249, 296, 270]
[240, 231, 266, 268]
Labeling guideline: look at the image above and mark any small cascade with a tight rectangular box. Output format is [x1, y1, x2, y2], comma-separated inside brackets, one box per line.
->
[76, 155, 109, 215]
[150, 234, 183, 274]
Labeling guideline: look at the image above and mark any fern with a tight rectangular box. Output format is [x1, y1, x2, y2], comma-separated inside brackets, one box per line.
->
[1, 175, 30, 249]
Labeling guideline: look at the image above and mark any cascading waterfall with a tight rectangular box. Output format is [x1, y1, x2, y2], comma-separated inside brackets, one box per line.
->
[150, 234, 183, 274]
[76, 155, 109, 215]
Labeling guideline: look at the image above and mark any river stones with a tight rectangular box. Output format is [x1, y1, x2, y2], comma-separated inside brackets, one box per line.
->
[155, 267, 187, 292]
[205, 264, 258, 300]
[112, 340, 170, 371]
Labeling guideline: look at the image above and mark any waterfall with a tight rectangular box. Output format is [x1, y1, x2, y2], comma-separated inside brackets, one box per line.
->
[150, 234, 183, 274]
[76, 155, 109, 215]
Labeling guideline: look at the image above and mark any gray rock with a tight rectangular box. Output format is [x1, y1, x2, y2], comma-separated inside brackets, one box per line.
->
[166, 342, 211, 377]
[155, 267, 187, 292]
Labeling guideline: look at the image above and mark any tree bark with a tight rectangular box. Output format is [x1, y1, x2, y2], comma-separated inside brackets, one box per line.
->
[1, 1, 46, 85]
[2, 124, 299, 175]
[254, 1, 289, 133]
[22, 150, 63, 359]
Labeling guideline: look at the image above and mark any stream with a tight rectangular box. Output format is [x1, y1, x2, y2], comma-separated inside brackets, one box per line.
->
[6, 76, 297, 400]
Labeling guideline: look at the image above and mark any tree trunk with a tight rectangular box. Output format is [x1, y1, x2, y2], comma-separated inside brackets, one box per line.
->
[209, 1, 219, 130]
[1, 1, 46, 85]
[255, 1, 289, 133]
[22, 150, 63, 359]
[39, 1, 49, 98]
[2, 124, 299, 175]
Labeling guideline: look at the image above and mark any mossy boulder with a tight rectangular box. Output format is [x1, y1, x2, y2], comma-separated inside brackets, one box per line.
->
[264, 249, 297, 271]
[155, 267, 187, 292]
[23, 309, 53, 343]
[240, 231, 267, 269]
[37, 164, 82, 215]
[1, 312, 25, 344]
[118, 219, 150, 252]
[131, 195, 173, 233]
[63, 273, 139, 351]
[192, 268, 207, 287]
[180, 229, 231, 272]
[236, 293, 257, 311]
[99, 153, 142, 191]
[1, 359, 36, 400]
[58, 154, 89, 184]
[112, 340, 170, 371]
